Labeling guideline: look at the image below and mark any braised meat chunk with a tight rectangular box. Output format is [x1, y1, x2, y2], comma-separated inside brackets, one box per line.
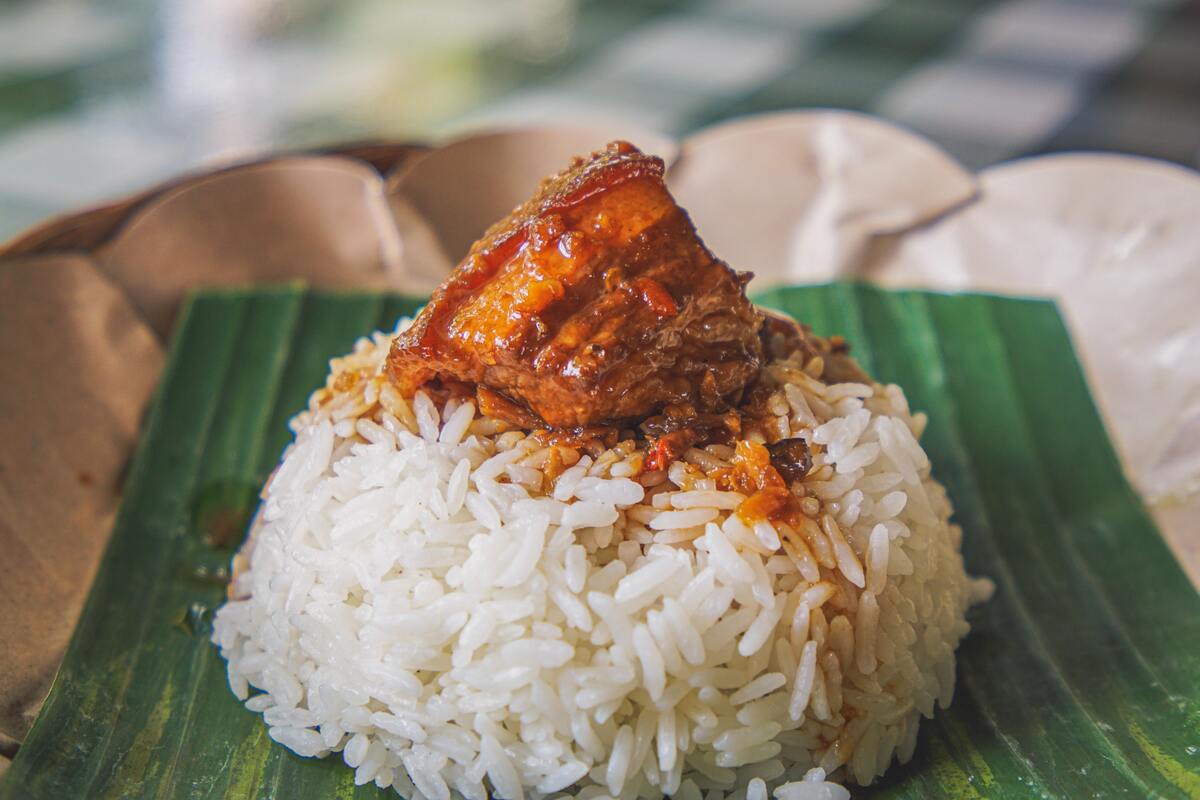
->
[387, 141, 764, 428]
[759, 309, 868, 385]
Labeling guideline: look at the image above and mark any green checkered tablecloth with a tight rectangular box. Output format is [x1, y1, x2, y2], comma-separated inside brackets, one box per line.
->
[0, 0, 1197, 243]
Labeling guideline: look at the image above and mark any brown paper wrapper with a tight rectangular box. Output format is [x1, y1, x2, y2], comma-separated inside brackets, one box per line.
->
[1, 116, 1196, 760]
[0, 254, 162, 749]
[0, 144, 421, 751]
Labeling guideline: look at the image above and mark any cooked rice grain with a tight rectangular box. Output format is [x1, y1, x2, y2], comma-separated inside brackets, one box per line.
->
[213, 320, 990, 799]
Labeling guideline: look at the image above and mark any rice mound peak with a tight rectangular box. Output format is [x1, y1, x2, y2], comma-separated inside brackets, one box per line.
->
[212, 318, 990, 800]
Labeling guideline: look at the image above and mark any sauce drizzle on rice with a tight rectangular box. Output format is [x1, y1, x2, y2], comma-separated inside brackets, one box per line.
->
[386, 140, 869, 532]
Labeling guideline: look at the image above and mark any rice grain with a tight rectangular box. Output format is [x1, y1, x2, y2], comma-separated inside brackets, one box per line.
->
[213, 318, 986, 799]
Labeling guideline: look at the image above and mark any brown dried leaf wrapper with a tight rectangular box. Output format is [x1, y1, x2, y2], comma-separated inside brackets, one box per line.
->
[0, 255, 163, 744]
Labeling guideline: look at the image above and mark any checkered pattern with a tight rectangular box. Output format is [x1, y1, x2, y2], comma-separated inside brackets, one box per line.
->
[0, 0, 1197, 243]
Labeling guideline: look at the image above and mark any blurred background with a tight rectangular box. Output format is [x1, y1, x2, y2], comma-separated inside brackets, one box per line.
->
[0, 0, 1197, 243]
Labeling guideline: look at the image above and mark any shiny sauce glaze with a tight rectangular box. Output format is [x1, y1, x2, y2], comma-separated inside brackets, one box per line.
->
[387, 142, 871, 524]
[387, 141, 764, 429]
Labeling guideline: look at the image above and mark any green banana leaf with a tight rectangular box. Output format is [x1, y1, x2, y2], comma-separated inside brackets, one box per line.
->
[3, 283, 1197, 799]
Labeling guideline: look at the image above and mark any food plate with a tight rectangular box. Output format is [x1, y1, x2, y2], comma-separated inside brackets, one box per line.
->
[3, 283, 1196, 799]
[1, 111, 1198, 797]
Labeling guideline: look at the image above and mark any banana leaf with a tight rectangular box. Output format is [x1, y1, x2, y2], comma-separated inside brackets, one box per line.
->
[3, 283, 1197, 799]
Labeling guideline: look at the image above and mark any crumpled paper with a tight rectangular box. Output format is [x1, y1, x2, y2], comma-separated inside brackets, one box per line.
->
[0, 255, 162, 750]
[0, 112, 1196, 758]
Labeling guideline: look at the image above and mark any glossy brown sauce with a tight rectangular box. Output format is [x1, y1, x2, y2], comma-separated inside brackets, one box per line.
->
[386, 141, 866, 525]
[387, 140, 764, 429]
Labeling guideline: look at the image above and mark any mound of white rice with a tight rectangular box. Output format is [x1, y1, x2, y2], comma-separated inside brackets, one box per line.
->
[212, 319, 992, 800]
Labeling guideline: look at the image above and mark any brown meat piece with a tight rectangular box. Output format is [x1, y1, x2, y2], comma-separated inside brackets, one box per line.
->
[387, 141, 764, 428]
[765, 438, 813, 483]
[759, 309, 869, 385]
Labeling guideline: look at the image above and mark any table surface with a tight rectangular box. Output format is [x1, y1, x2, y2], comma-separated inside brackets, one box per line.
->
[1, 0, 1198, 244]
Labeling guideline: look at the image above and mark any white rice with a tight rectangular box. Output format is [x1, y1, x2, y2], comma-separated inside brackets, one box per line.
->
[213, 319, 992, 799]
